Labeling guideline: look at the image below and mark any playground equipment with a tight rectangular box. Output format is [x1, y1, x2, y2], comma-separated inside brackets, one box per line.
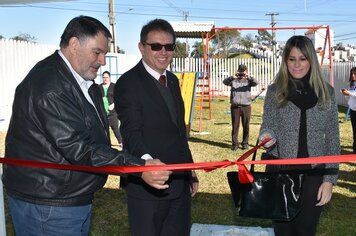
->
[203, 25, 334, 87]
[175, 72, 199, 136]
[171, 22, 334, 133]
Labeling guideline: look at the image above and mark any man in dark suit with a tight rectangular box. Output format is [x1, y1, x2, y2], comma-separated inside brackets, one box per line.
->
[99, 70, 122, 147]
[114, 19, 199, 236]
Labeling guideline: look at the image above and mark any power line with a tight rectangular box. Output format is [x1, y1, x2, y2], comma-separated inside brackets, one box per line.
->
[161, 0, 189, 20]
[15, 4, 356, 26]
[335, 36, 356, 41]
[3, 3, 356, 24]
[334, 32, 356, 38]
[8, 4, 108, 13]
[112, 3, 356, 18]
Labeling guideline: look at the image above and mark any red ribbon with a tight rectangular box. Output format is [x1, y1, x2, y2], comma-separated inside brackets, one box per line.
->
[1, 138, 355, 184]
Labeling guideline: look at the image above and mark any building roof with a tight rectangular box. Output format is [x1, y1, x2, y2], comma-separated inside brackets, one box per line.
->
[170, 21, 215, 39]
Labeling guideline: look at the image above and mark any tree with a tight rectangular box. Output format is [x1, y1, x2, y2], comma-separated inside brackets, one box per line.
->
[11, 32, 37, 43]
[116, 46, 125, 53]
[240, 33, 254, 49]
[190, 41, 204, 58]
[0, 34, 3, 40]
[211, 28, 241, 58]
[174, 40, 188, 58]
[255, 30, 272, 47]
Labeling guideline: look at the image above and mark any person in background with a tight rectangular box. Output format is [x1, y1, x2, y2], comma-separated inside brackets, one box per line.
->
[341, 66, 356, 153]
[99, 70, 123, 147]
[258, 35, 340, 236]
[223, 64, 258, 151]
[3, 15, 171, 236]
[114, 18, 199, 236]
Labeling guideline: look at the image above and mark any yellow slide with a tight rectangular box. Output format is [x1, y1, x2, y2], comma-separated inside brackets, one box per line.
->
[175, 72, 198, 137]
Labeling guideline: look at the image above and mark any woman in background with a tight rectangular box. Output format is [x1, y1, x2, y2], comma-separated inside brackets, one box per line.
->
[258, 35, 340, 236]
[341, 67, 356, 153]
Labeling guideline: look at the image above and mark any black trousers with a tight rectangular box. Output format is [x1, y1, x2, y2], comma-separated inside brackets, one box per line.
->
[230, 105, 251, 147]
[350, 109, 356, 153]
[107, 113, 122, 144]
[273, 174, 323, 236]
[127, 184, 191, 236]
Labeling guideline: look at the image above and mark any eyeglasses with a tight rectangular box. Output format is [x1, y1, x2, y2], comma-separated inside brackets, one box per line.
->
[142, 42, 176, 51]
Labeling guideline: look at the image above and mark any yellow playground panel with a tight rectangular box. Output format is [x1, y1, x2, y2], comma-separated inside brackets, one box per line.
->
[175, 72, 198, 136]
[174, 72, 184, 88]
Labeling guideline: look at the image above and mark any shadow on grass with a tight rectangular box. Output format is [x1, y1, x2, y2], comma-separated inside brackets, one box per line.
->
[250, 122, 262, 125]
[189, 136, 231, 149]
[251, 114, 263, 119]
[337, 167, 356, 191]
[340, 146, 353, 154]
[214, 122, 229, 125]
[346, 162, 356, 167]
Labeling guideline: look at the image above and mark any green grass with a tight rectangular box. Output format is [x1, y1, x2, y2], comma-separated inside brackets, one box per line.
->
[1, 97, 355, 235]
[228, 52, 254, 59]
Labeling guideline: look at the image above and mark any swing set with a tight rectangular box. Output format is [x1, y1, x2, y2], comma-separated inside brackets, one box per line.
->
[202, 25, 334, 85]
[172, 22, 334, 133]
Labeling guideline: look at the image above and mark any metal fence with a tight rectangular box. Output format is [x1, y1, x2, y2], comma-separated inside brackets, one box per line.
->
[171, 57, 281, 97]
[327, 62, 356, 107]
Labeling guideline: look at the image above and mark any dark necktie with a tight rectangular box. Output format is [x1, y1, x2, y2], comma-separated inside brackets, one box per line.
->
[159, 75, 166, 87]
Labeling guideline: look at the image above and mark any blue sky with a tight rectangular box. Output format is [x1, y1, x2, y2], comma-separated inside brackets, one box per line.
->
[0, 0, 356, 54]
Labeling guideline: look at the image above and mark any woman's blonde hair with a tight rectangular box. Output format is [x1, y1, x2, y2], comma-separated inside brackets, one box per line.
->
[274, 35, 330, 107]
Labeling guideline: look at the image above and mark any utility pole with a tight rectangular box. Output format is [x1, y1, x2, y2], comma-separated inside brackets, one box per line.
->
[109, 0, 117, 53]
[183, 11, 189, 57]
[162, 0, 189, 57]
[266, 12, 279, 74]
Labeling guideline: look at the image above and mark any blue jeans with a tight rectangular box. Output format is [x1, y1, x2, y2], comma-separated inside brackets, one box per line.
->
[8, 195, 92, 236]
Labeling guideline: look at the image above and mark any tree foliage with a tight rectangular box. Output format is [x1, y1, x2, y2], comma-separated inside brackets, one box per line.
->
[174, 40, 188, 58]
[116, 46, 125, 54]
[211, 29, 241, 58]
[190, 41, 204, 58]
[255, 30, 272, 47]
[240, 33, 254, 49]
[11, 32, 37, 43]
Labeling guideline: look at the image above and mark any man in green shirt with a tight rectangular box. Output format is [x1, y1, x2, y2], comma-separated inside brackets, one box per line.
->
[99, 71, 122, 147]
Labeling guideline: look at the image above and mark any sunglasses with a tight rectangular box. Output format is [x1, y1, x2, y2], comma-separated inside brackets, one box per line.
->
[142, 42, 176, 51]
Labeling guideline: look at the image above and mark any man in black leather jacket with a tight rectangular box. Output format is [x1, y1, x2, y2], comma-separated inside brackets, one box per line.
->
[3, 15, 171, 236]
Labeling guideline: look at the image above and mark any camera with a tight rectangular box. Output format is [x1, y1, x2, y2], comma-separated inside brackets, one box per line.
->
[236, 72, 245, 79]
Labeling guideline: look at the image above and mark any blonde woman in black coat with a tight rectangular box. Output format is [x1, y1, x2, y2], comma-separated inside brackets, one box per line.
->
[259, 35, 340, 236]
